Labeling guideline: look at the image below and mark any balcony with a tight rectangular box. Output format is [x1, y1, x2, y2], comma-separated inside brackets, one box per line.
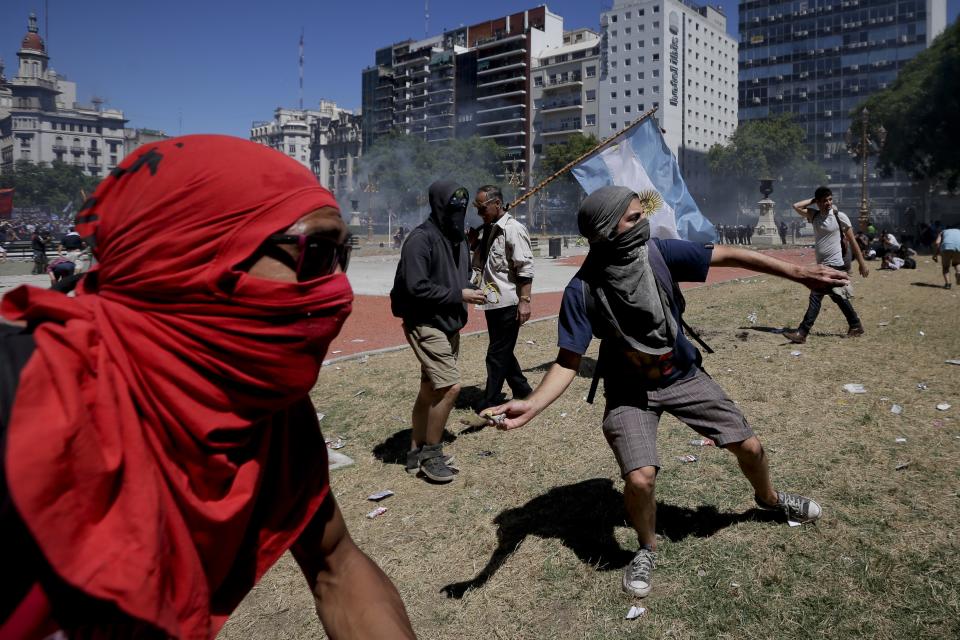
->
[477, 104, 524, 115]
[477, 47, 527, 63]
[70, 146, 84, 154]
[478, 131, 527, 140]
[476, 89, 526, 101]
[477, 60, 526, 76]
[52, 144, 67, 152]
[478, 75, 525, 89]
[541, 76, 583, 91]
[541, 122, 582, 136]
[88, 147, 101, 156]
[476, 116, 526, 127]
[539, 99, 583, 113]
[475, 33, 525, 50]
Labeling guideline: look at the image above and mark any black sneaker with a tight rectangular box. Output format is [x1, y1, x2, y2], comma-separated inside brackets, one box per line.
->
[755, 491, 822, 523]
[622, 548, 656, 598]
[419, 444, 456, 483]
[406, 446, 457, 474]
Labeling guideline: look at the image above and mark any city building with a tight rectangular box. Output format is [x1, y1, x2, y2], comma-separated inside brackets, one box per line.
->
[738, 0, 948, 216]
[530, 29, 602, 174]
[599, 0, 739, 201]
[362, 6, 564, 176]
[250, 107, 319, 170]
[309, 100, 362, 196]
[124, 128, 169, 156]
[0, 14, 128, 177]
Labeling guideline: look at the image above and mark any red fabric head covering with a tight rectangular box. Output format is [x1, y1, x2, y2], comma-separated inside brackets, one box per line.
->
[1, 135, 353, 638]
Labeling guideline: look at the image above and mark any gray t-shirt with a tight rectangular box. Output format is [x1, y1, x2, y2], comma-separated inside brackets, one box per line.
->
[807, 207, 851, 267]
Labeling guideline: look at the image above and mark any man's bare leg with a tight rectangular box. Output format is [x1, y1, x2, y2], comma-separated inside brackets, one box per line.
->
[623, 466, 658, 549]
[425, 383, 460, 445]
[411, 380, 432, 450]
[726, 436, 777, 505]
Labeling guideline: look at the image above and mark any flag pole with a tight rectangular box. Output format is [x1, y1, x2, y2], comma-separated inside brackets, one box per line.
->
[505, 106, 659, 212]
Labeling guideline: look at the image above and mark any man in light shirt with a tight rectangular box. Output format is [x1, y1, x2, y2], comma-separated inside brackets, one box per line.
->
[784, 186, 869, 344]
[933, 223, 960, 289]
[469, 185, 535, 413]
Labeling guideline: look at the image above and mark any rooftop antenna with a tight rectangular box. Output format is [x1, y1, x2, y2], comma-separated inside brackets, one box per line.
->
[425, 0, 429, 37]
[299, 28, 304, 110]
[45, 0, 49, 54]
[91, 96, 104, 111]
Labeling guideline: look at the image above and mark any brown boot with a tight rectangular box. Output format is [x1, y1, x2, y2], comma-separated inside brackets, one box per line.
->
[846, 324, 865, 338]
[783, 329, 807, 344]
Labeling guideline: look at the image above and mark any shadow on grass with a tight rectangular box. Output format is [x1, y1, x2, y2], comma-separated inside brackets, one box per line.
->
[440, 478, 780, 599]
[371, 428, 457, 466]
[523, 355, 597, 379]
[911, 281, 949, 289]
[740, 325, 786, 334]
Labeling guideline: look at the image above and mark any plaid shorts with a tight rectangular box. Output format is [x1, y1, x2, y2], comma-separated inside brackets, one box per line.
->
[602, 367, 755, 475]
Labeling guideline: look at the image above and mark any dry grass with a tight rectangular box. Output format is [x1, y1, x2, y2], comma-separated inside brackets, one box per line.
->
[220, 258, 960, 640]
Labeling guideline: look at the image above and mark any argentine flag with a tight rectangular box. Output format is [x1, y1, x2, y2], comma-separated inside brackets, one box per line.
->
[571, 118, 716, 243]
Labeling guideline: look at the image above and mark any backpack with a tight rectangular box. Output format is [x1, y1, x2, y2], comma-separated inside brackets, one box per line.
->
[581, 241, 713, 404]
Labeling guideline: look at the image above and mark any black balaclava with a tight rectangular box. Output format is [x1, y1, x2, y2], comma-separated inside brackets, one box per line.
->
[428, 180, 469, 243]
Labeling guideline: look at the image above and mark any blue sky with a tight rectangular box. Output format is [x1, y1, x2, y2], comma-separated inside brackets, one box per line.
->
[2, 1, 957, 138]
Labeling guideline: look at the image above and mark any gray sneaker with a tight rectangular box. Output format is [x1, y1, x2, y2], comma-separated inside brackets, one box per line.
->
[419, 444, 456, 483]
[622, 548, 656, 598]
[406, 447, 457, 474]
[755, 491, 822, 523]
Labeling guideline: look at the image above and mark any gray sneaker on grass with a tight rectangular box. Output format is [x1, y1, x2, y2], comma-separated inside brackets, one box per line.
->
[622, 548, 656, 598]
[418, 443, 457, 483]
[755, 491, 822, 523]
[405, 446, 456, 474]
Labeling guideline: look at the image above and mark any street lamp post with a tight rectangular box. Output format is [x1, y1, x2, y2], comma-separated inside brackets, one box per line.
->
[362, 179, 379, 243]
[847, 108, 886, 232]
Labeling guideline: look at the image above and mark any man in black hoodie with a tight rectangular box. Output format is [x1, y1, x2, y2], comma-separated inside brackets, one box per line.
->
[391, 180, 486, 483]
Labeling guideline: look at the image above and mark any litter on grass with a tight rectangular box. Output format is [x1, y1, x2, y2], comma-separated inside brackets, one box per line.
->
[919, 331, 926, 336]
[877, 321, 890, 326]
[477, 450, 495, 458]
[895, 461, 910, 471]
[525, 340, 536, 345]
[353, 390, 365, 397]
[945, 360, 960, 366]
[937, 403, 951, 411]
[366, 506, 388, 519]
[788, 520, 802, 527]
[357, 355, 370, 364]
[676, 454, 698, 463]
[917, 383, 929, 390]
[326, 437, 346, 450]
[843, 384, 867, 394]
[891, 404, 903, 415]
[351, 339, 366, 343]
[790, 351, 802, 357]
[367, 490, 395, 502]
[316, 412, 326, 422]
[331, 350, 342, 354]
[895, 437, 907, 443]
[625, 606, 647, 620]
[747, 312, 758, 325]
[689, 439, 715, 447]
[932, 419, 944, 428]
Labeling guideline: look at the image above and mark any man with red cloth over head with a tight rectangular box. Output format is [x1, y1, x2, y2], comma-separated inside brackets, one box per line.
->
[0, 135, 416, 639]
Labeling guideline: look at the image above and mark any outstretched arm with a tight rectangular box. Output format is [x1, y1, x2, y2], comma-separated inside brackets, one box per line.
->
[292, 495, 416, 640]
[486, 348, 581, 430]
[710, 245, 849, 290]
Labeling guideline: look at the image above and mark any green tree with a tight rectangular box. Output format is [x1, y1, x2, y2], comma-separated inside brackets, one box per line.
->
[0, 160, 100, 213]
[357, 133, 504, 213]
[854, 21, 960, 191]
[707, 115, 825, 211]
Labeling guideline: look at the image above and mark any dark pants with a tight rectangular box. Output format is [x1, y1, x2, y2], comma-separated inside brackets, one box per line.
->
[799, 278, 861, 334]
[478, 305, 531, 410]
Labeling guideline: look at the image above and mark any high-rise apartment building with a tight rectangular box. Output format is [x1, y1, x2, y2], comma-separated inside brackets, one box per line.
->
[361, 6, 563, 175]
[0, 14, 128, 177]
[600, 0, 739, 200]
[738, 0, 947, 211]
[530, 29, 602, 172]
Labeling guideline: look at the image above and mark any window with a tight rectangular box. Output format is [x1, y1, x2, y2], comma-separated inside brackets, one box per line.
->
[611, 14, 617, 22]
[653, 69, 660, 77]
[610, 91, 617, 99]
[639, 72, 645, 79]
[611, 60, 617, 68]
[653, 21, 659, 28]
[638, 56, 644, 63]
[288, 144, 296, 153]
[653, 37, 660, 45]
[586, 65, 596, 77]
[639, 40, 645, 47]
[653, 5, 659, 13]
[534, 75, 543, 87]
[611, 45, 618, 53]
[639, 9, 644, 16]
[610, 106, 617, 114]
[586, 114, 596, 126]
[626, 27, 632, 34]
[625, 89, 632, 97]
[625, 74, 631, 81]
[653, 85, 660, 93]
[611, 123, 618, 130]
[611, 75, 617, 83]
[625, 58, 631, 66]
[653, 53, 660, 61]
[624, 105, 632, 113]
[586, 89, 596, 101]
[625, 42, 632, 50]
[555, 54, 568, 62]
[638, 103, 645, 111]
[611, 30, 617, 37]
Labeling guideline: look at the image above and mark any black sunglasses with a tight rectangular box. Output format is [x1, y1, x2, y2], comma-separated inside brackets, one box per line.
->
[265, 233, 352, 280]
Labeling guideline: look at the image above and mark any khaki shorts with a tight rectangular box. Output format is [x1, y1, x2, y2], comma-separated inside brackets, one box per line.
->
[602, 368, 756, 475]
[941, 249, 960, 272]
[404, 324, 461, 389]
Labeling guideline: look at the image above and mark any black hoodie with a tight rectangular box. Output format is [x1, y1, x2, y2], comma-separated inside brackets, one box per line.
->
[390, 180, 471, 333]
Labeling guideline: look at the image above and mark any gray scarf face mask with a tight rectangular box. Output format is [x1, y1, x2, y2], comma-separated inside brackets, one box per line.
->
[578, 186, 677, 355]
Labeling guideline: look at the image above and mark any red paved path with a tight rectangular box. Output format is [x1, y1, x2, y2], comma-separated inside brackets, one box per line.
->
[327, 248, 816, 360]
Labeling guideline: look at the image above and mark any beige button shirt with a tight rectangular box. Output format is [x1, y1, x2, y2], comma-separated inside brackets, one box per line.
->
[471, 213, 534, 311]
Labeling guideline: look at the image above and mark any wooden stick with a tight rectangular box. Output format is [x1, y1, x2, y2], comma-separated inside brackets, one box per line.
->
[505, 106, 659, 211]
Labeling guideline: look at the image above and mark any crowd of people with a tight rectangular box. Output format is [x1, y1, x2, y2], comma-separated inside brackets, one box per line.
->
[0, 135, 952, 638]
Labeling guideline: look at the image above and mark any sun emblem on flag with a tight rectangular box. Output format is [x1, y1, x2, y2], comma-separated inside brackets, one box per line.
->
[636, 190, 663, 217]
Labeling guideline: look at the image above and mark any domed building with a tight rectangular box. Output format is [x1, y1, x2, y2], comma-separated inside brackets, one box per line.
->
[0, 13, 129, 177]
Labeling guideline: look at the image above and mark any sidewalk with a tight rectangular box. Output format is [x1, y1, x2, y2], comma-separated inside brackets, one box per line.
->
[0, 247, 819, 360]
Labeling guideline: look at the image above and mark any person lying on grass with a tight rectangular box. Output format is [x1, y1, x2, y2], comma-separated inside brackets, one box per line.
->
[484, 186, 848, 600]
